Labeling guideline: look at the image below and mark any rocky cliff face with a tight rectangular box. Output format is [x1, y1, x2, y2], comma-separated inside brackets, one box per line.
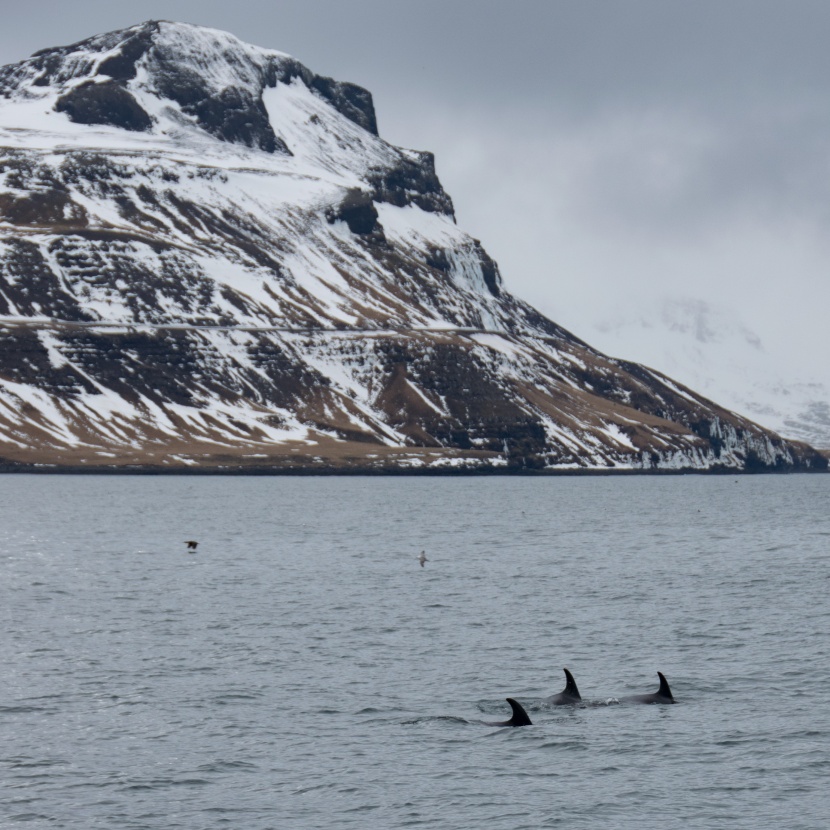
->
[0, 21, 825, 472]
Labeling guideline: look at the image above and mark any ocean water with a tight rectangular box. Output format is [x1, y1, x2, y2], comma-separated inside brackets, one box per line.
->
[1, 473, 828, 829]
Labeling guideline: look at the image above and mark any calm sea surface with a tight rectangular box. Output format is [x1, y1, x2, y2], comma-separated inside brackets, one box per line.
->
[1, 474, 828, 829]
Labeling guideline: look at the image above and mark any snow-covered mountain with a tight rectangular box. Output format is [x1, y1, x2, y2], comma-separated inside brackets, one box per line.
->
[571, 296, 830, 451]
[0, 21, 825, 472]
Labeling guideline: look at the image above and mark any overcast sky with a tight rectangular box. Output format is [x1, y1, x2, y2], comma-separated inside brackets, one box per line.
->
[2, 1, 829, 389]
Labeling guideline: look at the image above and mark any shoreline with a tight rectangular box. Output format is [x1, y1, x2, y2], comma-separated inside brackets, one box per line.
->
[1, 463, 826, 476]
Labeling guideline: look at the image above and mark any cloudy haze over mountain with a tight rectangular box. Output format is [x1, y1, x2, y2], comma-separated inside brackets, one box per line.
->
[3, 0, 829, 445]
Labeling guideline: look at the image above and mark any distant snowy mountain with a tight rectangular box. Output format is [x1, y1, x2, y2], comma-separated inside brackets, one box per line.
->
[578, 296, 830, 450]
[0, 21, 825, 472]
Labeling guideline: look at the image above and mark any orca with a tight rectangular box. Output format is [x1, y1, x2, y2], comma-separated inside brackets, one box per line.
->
[620, 671, 675, 704]
[484, 697, 533, 727]
[546, 667, 582, 705]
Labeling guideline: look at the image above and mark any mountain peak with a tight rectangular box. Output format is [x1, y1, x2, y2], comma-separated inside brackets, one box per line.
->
[0, 20, 379, 149]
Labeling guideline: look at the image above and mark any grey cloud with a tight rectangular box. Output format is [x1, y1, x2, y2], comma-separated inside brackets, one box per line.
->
[549, 105, 830, 239]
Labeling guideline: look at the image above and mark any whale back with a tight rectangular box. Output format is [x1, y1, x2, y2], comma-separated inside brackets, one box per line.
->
[546, 667, 582, 705]
[656, 671, 674, 701]
[621, 671, 676, 704]
[484, 697, 532, 727]
[504, 697, 532, 726]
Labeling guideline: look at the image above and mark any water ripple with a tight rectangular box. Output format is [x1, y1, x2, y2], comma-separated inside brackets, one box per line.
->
[1, 474, 828, 829]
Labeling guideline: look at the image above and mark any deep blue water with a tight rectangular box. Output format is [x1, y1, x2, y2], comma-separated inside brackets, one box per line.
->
[1, 474, 828, 829]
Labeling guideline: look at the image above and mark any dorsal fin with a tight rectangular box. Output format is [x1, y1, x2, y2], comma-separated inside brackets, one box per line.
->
[506, 698, 532, 726]
[657, 671, 673, 699]
[563, 667, 581, 699]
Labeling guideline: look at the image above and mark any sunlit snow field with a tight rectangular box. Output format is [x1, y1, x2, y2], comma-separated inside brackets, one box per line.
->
[1, 474, 828, 829]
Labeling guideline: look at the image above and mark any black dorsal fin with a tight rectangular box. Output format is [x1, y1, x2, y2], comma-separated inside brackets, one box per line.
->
[506, 698, 532, 726]
[563, 667, 581, 699]
[657, 671, 673, 699]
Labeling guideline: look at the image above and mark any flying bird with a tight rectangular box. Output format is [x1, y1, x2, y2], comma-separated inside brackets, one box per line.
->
[185, 541, 198, 551]
[418, 551, 428, 567]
